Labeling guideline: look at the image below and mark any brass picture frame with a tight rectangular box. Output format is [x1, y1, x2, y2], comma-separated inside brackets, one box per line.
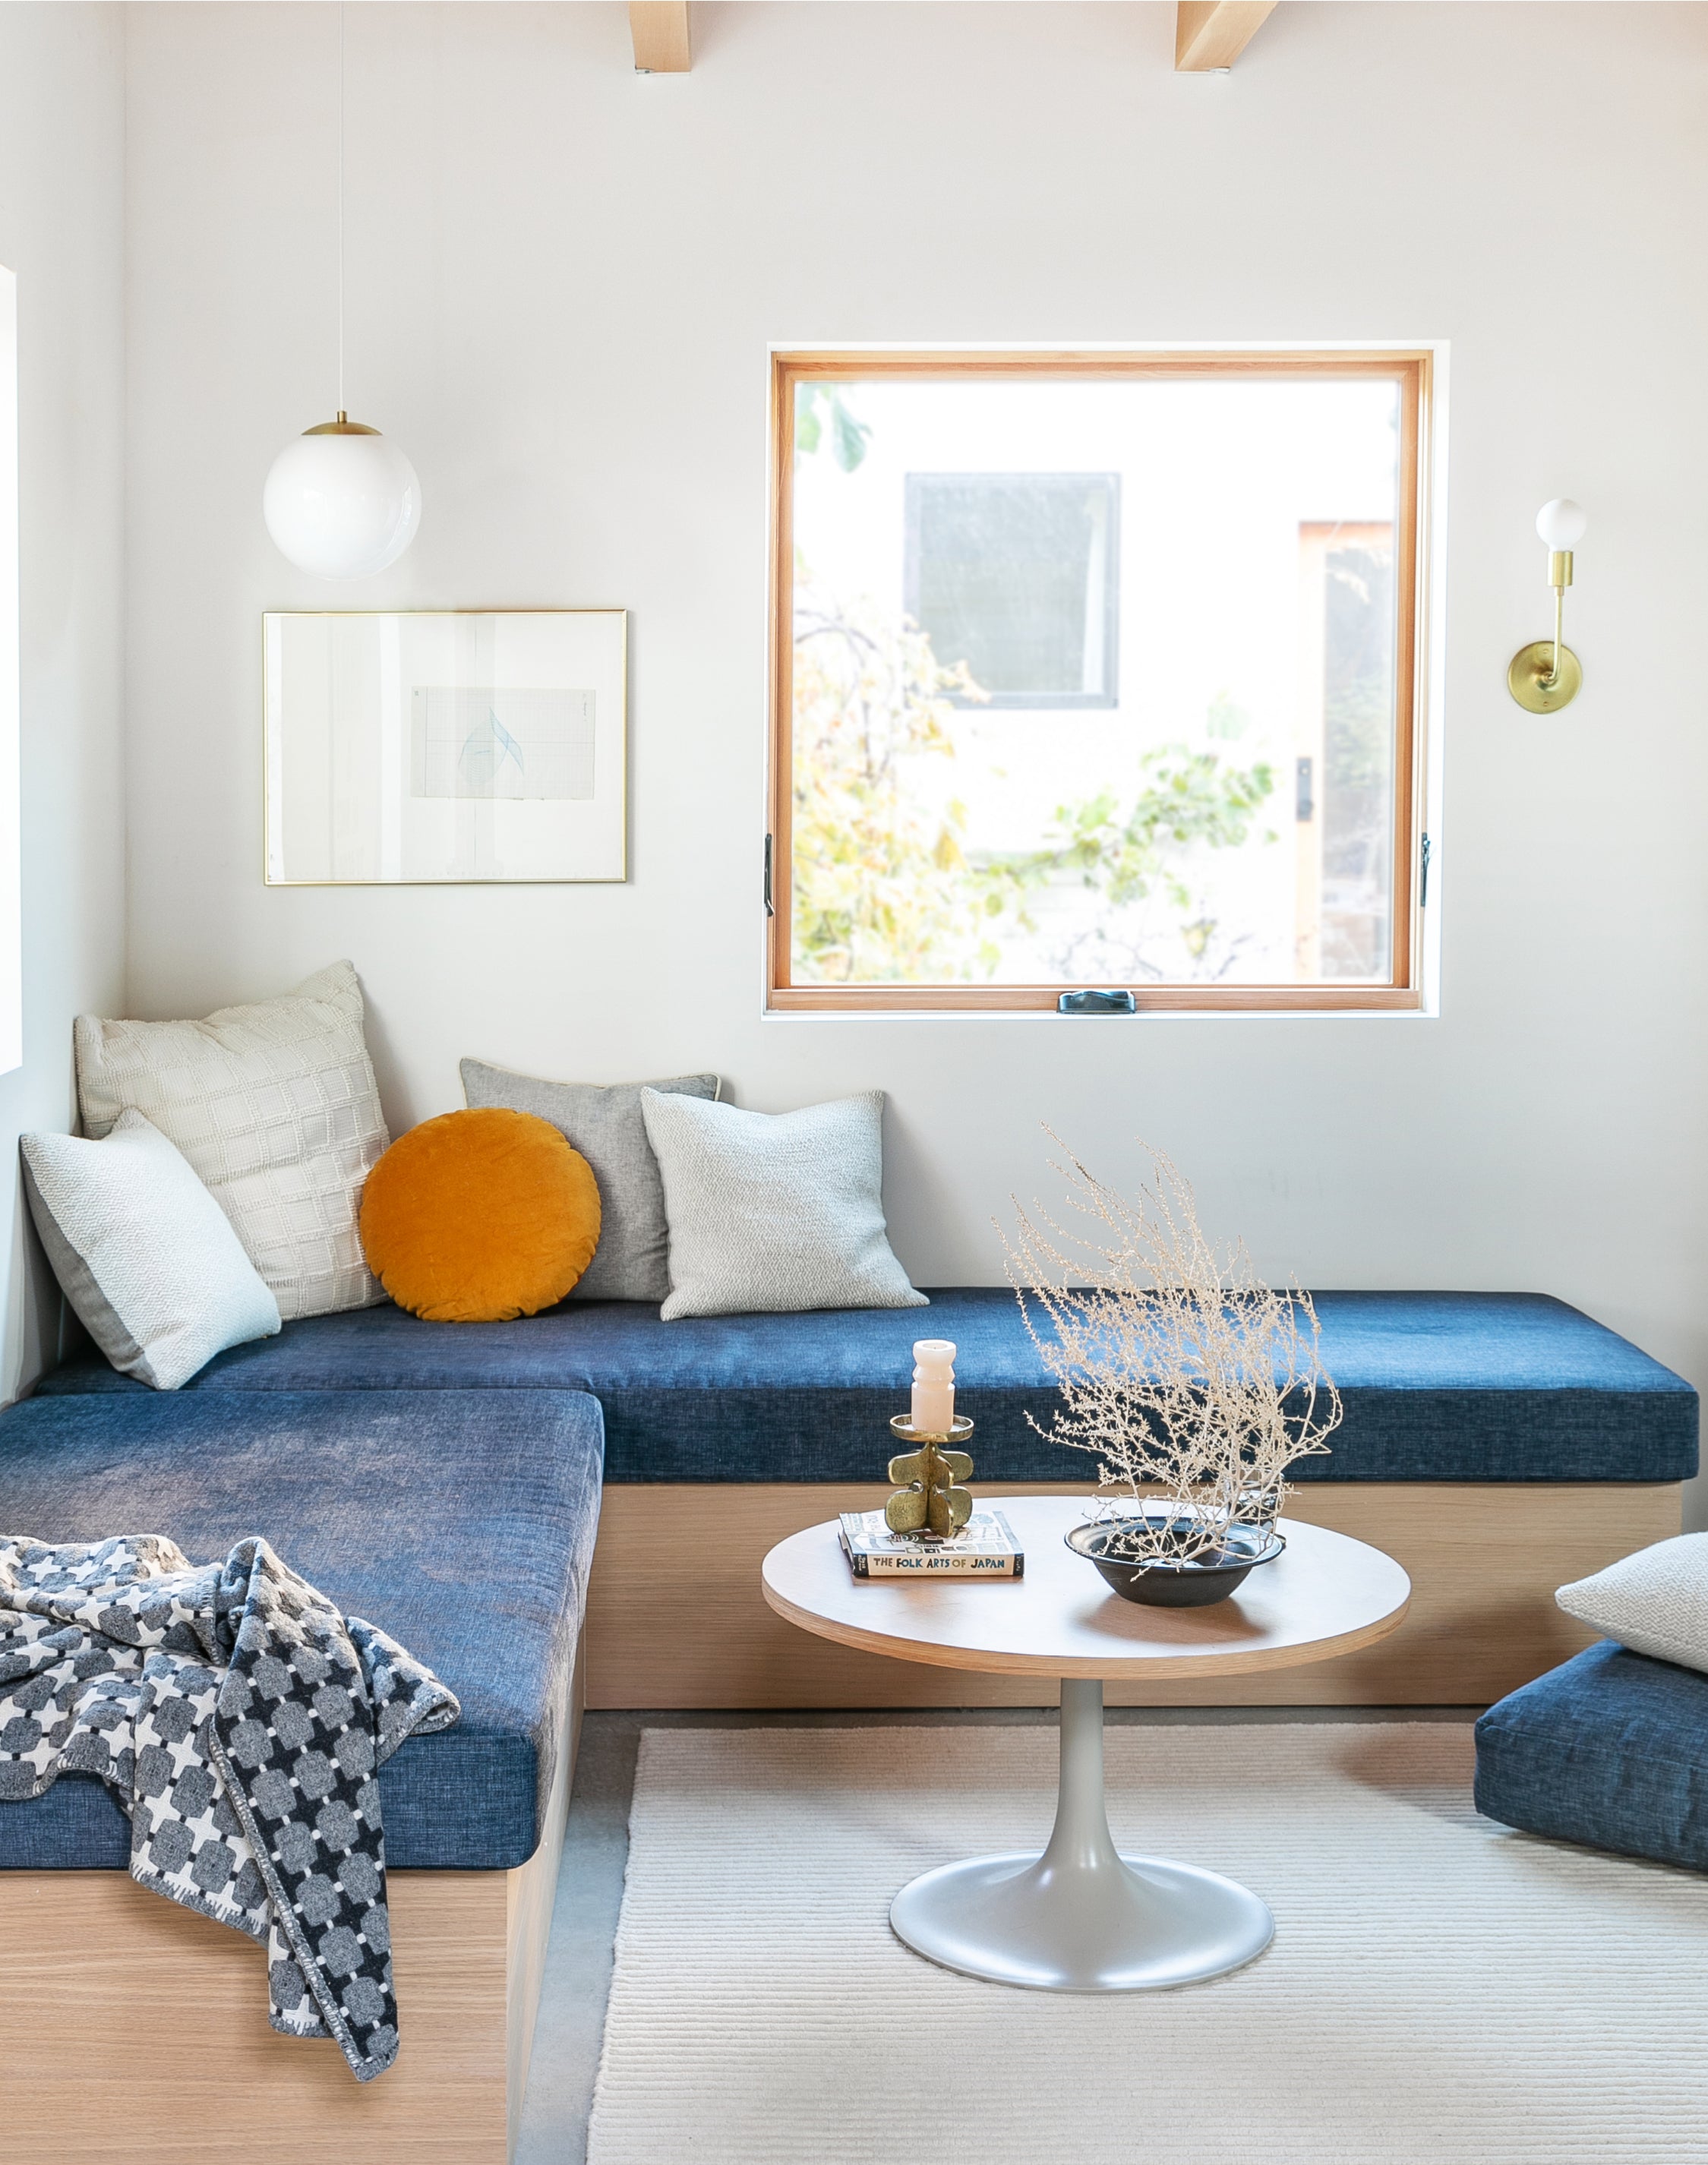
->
[262, 608, 628, 885]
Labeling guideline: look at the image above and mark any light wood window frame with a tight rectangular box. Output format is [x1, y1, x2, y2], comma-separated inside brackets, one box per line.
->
[767, 349, 1432, 1015]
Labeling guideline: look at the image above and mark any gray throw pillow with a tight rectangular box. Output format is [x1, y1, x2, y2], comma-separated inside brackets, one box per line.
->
[639, 1087, 927, 1322]
[459, 1059, 719, 1302]
[22, 1112, 282, 1390]
[1557, 1535, 1708, 1675]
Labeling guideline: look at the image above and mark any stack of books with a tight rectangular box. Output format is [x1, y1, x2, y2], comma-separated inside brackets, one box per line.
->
[838, 1510, 1024, 1580]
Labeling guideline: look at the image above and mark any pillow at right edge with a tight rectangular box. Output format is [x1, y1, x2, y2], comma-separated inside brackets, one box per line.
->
[1557, 1534, 1708, 1675]
[638, 1087, 927, 1321]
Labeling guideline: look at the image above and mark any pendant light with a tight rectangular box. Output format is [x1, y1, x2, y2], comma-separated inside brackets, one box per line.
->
[263, 7, 420, 579]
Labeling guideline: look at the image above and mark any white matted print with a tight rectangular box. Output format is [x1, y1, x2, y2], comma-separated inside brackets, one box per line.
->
[264, 610, 626, 883]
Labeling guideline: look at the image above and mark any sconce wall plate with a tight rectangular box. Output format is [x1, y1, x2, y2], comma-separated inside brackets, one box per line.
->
[1508, 639, 1583, 715]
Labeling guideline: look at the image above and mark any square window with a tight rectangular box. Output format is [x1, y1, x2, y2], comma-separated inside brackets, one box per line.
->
[772, 352, 1432, 1015]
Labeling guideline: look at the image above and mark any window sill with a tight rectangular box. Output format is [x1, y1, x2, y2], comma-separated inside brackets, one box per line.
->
[766, 986, 1425, 1018]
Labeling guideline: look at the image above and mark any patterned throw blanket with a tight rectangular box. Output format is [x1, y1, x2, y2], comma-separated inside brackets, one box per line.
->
[0, 1532, 459, 2081]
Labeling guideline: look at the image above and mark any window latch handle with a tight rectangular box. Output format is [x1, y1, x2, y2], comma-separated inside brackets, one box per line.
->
[763, 832, 775, 918]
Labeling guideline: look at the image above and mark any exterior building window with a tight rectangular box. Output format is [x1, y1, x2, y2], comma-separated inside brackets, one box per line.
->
[770, 351, 1431, 1014]
[904, 474, 1119, 709]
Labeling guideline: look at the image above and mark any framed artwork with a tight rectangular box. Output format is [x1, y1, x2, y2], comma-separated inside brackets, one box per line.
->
[263, 609, 627, 885]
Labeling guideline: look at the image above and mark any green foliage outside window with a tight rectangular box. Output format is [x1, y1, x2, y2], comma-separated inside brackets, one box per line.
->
[790, 590, 1276, 986]
[794, 385, 873, 473]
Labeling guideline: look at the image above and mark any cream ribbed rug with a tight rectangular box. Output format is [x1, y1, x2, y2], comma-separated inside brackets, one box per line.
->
[587, 1723, 1708, 2165]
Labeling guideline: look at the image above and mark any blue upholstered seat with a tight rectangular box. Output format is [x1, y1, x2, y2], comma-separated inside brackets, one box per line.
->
[0, 1388, 602, 1872]
[31, 1287, 1699, 1485]
[1475, 1639, 1708, 1871]
[7, 1291, 1694, 1878]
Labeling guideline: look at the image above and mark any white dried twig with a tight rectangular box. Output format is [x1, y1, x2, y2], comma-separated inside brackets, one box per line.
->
[1001, 1134, 1341, 1562]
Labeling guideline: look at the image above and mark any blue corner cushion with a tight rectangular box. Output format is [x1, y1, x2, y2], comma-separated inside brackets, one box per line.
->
[32, 1288, 1698, 1486]
[0, 1388, 602, 1873]
[1476, 1640, 1708, 1873]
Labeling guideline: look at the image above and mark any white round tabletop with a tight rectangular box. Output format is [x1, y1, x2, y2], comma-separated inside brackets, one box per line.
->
[761, 1496, 1411, 1681]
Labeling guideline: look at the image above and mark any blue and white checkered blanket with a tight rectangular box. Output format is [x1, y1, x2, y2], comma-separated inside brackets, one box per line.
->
[0, 1532, 458, 2081]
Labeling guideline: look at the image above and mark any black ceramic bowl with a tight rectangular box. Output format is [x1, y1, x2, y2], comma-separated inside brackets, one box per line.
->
[1064, 1513, 1286, 1608]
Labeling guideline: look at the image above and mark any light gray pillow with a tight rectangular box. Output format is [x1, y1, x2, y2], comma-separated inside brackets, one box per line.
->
[639, 1087, 927, 1322]
[1558, 1535, 1708, 1674]
[459, 1059, 720, 1302]
[22, 1111, 282, 1390]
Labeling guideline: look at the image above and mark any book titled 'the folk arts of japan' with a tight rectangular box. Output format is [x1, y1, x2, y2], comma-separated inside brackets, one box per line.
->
[838, 1510, 1025, 1580]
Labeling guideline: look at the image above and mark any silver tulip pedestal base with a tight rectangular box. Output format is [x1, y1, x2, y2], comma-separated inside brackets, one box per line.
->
[889, 1678, 1274, 1992]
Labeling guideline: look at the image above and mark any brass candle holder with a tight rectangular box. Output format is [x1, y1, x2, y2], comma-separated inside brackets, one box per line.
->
[886, 1415, 976, 1538]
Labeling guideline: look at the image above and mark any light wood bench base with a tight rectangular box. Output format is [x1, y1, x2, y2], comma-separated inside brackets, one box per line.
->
[585, 1481, 1684, 1709]
[0, 1653, 582, 2165]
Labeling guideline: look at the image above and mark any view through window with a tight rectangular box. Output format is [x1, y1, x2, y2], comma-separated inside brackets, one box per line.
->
[771, 354, 1427, 1011]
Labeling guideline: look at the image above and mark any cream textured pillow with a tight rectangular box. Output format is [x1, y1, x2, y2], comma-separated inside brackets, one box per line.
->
[1558, 1535, 1708, 1675]
[22, 1112, 281, 1389]
[74, 961, 390, 1320]
[639, 1087, 927, 1322]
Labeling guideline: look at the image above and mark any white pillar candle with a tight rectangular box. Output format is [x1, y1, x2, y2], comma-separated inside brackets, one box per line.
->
[911, 1340, 957, 1434]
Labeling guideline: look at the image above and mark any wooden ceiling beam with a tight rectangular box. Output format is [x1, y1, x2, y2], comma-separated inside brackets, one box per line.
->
[630, 2, 690, 74]
[1175, 1, 1278, 71]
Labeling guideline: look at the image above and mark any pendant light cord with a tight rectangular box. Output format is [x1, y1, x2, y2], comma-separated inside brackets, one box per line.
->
[337, 1, 346, 421]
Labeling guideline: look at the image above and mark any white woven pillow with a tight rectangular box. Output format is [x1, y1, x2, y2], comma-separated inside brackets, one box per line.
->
[74, 961, 390, 1320]
[1557, 1535, 1708, 1674]
[639, 1087, 927, 1321]
[22, 1112, 281, 1389]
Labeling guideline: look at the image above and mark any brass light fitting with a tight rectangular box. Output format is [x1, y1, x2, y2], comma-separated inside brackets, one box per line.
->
[1508, 498, 1586, 713]
[303, 412, 381, 437]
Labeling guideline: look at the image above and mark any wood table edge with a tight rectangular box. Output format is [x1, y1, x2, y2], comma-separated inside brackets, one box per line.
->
[759, 1551, 1413, 1681]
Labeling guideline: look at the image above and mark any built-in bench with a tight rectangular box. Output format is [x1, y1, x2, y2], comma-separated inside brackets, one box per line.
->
[29, 1286, 1699, 1710]
[2, 1286, 1695, 2162]
[1, 1386, 603, 2165]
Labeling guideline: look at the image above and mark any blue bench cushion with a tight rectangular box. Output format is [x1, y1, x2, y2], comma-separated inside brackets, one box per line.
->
[1475, 1639, 1708, 1871]
[32, 1287, 1697, 1485]
[0, 1387, 601, 1871]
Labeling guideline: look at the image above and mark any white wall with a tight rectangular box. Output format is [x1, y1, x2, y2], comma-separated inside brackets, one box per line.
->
[0, 5, 128, 1399]
[122, 5, 1708, 1460]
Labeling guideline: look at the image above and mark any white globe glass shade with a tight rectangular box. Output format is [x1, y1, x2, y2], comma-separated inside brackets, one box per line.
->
[263, 428, 421, 579]
[1536, 497, 1587, 551]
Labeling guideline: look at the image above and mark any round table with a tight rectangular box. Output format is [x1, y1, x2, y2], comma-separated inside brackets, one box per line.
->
[761, 1495, 1410, 1993]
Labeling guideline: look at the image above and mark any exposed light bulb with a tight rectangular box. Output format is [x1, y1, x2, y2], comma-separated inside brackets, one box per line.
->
[263, 417, 421, 580]
[1536, 498, 1587, 551]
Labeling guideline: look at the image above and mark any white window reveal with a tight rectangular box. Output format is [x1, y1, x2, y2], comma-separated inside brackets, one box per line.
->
[0, 266, 21, 1074]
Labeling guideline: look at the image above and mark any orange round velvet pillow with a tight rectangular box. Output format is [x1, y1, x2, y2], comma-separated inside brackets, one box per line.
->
[358, 1108, 601, 1323]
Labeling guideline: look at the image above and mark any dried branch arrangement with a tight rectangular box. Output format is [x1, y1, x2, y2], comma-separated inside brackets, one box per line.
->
[1003, 1135, 1342, 1563]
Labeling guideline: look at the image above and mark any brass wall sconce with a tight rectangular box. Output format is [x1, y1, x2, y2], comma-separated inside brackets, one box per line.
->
[1508, 499, 1586, 713]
